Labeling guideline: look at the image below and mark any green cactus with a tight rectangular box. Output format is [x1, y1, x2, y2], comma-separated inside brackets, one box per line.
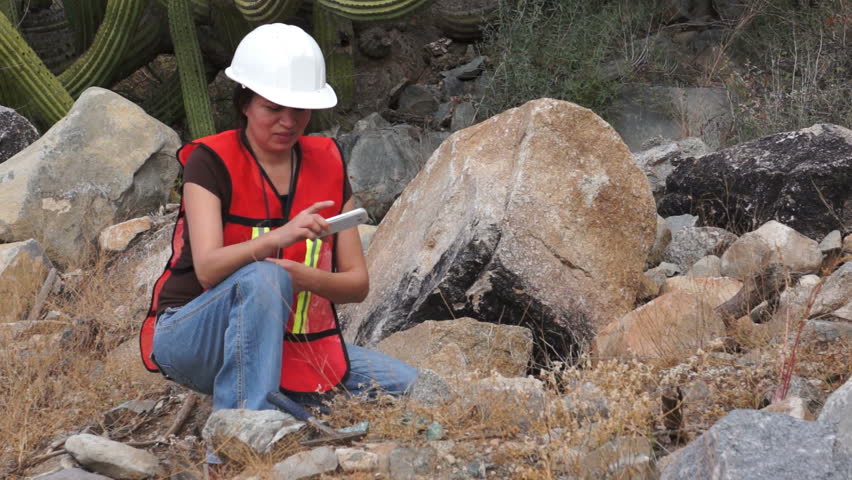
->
[63, 0, 108, 52]
[313, 2, 353, 108]
[0, 0, 19, 28]
[20, 6, 78, 74]
[234, 0, 303, 24]
[169, 0, 216, 138]
[141, 70, 185, 126]
[58, 0, 145, 98]
[156, 0, 211, 19]
[211, 0, 252, 54]
[114, 2, 171, 82]
[316, 0, 431, 22]
[435, 1, 496, 41]
[0, 11, 74, 127]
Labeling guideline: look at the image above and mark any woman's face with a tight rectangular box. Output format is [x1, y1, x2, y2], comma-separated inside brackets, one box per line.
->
[243, 94, 311, 155]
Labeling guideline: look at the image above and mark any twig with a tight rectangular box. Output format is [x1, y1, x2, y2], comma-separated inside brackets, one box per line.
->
[28, 267, 57, 321]
[773, 277, 826, 403]
[127, 393, 197, 447]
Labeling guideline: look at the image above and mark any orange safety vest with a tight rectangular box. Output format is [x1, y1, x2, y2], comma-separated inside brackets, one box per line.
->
[139, 130, 350, 393]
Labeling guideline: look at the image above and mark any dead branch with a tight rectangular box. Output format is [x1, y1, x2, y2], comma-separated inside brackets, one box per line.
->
[715, 263, 802, 328]
[28, 267, 57, 321]
[128, 393, 198, 447]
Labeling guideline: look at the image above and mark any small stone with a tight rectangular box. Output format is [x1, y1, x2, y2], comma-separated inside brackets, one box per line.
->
[98, 217, 153, 252]
[818, 230, 842, 254]
[64, 434, 163, 479]
[425, 421, 444, 441]
[272, 446, 338, 480]
[336, 447, 379, 472]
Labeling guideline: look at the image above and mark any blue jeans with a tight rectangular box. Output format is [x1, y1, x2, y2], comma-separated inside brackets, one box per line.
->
[152, 261, 418, 412]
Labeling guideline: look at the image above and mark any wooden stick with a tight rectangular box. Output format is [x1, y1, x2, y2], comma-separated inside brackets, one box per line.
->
[128, 393, 197, 447]
[28, 267, 57, 321]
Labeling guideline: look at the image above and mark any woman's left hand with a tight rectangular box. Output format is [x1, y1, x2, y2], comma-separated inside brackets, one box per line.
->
[265, 258, 311, 293]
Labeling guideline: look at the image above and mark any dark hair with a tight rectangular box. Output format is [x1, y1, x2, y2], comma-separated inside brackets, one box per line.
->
[232, 84, 256, 129]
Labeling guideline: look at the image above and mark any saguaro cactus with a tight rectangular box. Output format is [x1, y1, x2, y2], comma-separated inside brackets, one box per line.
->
[0, 11, 74, 127]
[317, 0, 431, 21]
[63, 0, 108, 51]
[313, 3, 353, 109]
[169, 0, 216, 138]
[58, 0, 145, 97]
[0, 0, 19, 28]
[234, 0, 303, 24]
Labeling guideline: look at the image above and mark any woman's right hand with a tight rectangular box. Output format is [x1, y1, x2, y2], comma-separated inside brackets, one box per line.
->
[273, 201, 334, 248]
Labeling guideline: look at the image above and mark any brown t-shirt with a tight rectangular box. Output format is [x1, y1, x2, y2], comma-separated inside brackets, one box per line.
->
[155, 134, 352, 316]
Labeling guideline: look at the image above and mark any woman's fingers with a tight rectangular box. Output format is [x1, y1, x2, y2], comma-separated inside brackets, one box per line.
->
[304, 200, 334, 214]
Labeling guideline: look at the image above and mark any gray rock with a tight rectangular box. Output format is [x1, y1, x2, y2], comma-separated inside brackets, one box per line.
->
[340, 99, 656, 359]
[32, 468, 112, 480]
[397, 84, 441, 117]
[388, 446, 438, 480]
[646, 214, 673, 269]
[811, 262, 852, 320]
[819, 375, 852, 457]
[0, 106, 39, 164]
[664, 214, 698, 234]
[633, 137, 710, 200]
[610, 85, 732, 151]
[659, 124, 852, 241]
[272, 446, 338, 480]
[819, 230, 842, 254]
[336, 447, 379, 472]
[337, 122, 436, 221]
[662, 226, 738, 272]
[445, 56, 486, 81]
[0, 87, 180, 266]
[409, 368, 455, 407]
[202, 409, 304, 456]
[687, 255, 722, 277]
[660, 409, 850, 480]
[64, 434, 163, 480]
[450, 101, 477, 132]
[358, 27, 392, 59]
[644, 262, 681, 287]
[803, 320, 852, 343]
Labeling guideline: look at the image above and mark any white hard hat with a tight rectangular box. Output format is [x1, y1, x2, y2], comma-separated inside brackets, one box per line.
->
[225, 24, 337, 109]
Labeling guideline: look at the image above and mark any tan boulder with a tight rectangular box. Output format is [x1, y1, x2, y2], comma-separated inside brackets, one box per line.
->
[342, 98, 656, 358]
[594, 290, 725, 359]
[660, 276, 742, 309]
[721, 220, 822, 280]
[375, 317, 532, 378]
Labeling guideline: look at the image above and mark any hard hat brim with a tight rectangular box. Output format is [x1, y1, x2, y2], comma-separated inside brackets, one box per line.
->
[225, 67, 338, 110]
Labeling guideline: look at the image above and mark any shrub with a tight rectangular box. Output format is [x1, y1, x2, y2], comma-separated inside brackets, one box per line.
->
[479, 0, 665, 118]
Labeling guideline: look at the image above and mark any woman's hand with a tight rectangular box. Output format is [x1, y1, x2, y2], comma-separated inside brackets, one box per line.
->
[265, 258, 310, 293]
[272, 201, 334, 248]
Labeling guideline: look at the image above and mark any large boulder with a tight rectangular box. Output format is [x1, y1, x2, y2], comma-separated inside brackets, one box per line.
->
[340, 98, 657, 358]
[659, 124, 852, 241]
[0, 106, 39, 164]
[661, 409, 851, 480]
[720, 220, 823, 280]
[0, 88, 181, 266]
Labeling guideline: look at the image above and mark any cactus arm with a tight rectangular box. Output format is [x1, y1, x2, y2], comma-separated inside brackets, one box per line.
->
[234, 0, 303, 24]
[58, 0, 145, 98]
[313, 3, 353, 109]
[316, 0, 431, 22]
[114, 2, 170, 82]
[0, 0, 19, 28]
[211, 0, 252, 54]
[63, 0, 108, 52]
[169, 0, 216, 138]
[0, 11, 74, 127]
[142, 70, 185, 126]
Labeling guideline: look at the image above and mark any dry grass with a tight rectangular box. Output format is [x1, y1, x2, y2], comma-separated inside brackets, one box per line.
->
[2, 244, 850, 478]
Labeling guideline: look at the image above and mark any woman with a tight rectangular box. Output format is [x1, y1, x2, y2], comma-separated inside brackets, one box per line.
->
[139, 24, 417, 415]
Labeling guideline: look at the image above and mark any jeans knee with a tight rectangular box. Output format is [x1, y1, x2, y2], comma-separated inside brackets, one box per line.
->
[235, 261, 293, 307]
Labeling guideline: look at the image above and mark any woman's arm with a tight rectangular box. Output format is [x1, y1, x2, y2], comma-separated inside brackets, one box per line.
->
[185, 182, 333, 289]
[265, 197, 369, 304]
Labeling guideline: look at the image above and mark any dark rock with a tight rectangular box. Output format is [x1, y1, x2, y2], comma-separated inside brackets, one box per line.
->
[0, 106, 39, 164]
[359, 27, 393, 59]
[659, 124, 852, 240]
[397, 84, 441, 117]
